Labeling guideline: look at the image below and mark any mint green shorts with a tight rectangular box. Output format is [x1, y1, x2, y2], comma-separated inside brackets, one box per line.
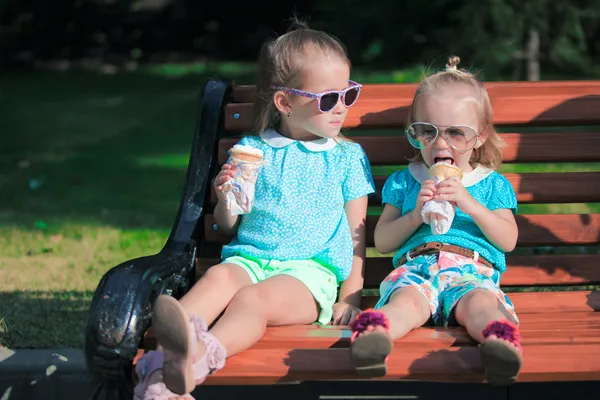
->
[222, 255, 338, 325]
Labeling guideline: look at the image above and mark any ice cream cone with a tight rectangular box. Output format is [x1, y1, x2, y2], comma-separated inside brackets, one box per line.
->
[223, 144, 265, 215]
[229, 144, 264, 163]
[429, 162, 463, 182]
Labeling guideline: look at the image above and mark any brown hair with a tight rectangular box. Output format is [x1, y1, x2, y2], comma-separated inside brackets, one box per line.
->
[253, 18, 350, 134]
[407, 56, 505, 170]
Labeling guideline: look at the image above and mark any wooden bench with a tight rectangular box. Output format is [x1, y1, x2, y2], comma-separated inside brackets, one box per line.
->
[85, 78, 600, 400]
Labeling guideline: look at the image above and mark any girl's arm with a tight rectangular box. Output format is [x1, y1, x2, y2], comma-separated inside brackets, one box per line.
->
[332, 145, 376, 324]
[337, 195, 369, 308]
[374, 179, 437, 254]
[435, 177, 518, 252]
[213, 200, 240, 237]
[465, 205, 518, 252]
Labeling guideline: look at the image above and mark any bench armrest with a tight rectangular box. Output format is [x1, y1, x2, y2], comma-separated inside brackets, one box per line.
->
[84, 249, 194, 395]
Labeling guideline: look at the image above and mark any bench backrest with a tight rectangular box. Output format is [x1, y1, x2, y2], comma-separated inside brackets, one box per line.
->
[198, 81, 600, 310]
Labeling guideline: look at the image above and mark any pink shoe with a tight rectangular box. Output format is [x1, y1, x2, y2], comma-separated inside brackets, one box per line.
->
[133, 351, 193, 399]
[349, 309, 393, 378]
[152, 295, 227, 395]
[481, 319, 523, 385]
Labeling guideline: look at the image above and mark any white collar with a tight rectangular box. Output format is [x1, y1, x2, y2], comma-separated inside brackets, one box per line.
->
[408, 162, 494, 187]
[259, 129, 337, 152]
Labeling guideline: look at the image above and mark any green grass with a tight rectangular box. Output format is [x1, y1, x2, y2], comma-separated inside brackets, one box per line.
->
[0, 64, 598, 348]
[0, 69, 237, 348]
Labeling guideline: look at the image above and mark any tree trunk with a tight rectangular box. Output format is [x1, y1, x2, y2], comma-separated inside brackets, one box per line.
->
[526, 28, 540, 81]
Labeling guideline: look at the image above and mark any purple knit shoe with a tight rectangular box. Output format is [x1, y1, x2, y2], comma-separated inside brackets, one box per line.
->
[481, 319, 523, 385]
[349, 309, 393, 378]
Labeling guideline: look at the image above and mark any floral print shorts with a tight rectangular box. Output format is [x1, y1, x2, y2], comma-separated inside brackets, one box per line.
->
[375, 251, 518, 326]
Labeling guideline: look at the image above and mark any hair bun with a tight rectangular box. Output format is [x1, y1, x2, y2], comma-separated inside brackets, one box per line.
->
[287, 17, 310, 32]
[446, 55, 460, 71]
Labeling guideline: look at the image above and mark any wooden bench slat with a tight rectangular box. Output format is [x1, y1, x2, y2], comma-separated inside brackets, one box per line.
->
[360, 291, 599, 313]
[231, 83, 420, 103]
[225, 83, 600, 131]
[372, 172, 600, 204]
[361, 214, 600, 247]
[509, 214, 600, 246]
[143, 312, 600, 353]
[203, 344, 600, 384]
[197, 254, 600, 287]
[244, 331, 600, 349]
[204, 213, 600, 247]
[243, 313, 600, 349]
[218, 133, 600, 165]
[209, 171, 600, 207]
[231, 81, 600, 104]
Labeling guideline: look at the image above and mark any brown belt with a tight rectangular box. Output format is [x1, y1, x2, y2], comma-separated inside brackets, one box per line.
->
[397, 242, 493, 268]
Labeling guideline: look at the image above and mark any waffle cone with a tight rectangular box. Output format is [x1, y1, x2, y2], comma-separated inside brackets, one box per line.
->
[429, 162, 463, 181]
[230, 146, 264, 163]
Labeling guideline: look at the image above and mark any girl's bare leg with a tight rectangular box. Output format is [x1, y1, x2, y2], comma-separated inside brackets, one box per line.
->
[350, 286, 431, 377]
[358, 286, 431, 340]
[454, 289, 521, 385]
[208, 274, 319, 357]
[178, 263, 254, 325]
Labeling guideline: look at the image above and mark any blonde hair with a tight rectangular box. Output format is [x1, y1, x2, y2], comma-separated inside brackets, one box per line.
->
[407, 55, 505, 170]
[253, 18, 350, 134]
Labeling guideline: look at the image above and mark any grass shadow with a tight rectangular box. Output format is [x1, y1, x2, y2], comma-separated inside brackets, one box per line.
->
[0, 290, 93, 348]
[0, 69, 254, 349]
